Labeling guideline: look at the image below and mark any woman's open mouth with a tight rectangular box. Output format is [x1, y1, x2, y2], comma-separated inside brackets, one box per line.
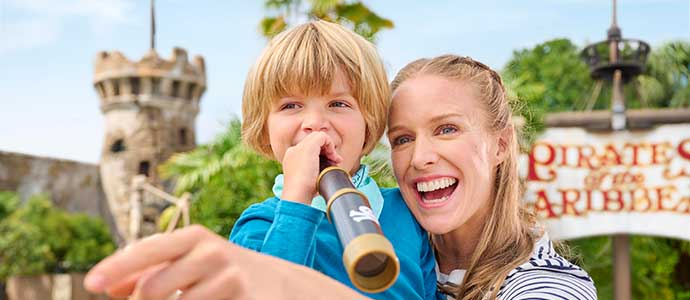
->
[415, 177, 458, 208]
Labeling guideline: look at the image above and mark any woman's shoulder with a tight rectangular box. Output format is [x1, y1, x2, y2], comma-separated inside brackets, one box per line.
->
[498, 234, 598, 300]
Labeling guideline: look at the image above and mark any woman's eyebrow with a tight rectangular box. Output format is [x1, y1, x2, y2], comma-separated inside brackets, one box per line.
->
[386, 125, 406, 136]
[388, 113, 465, 133]
[429, 113, 465, 123]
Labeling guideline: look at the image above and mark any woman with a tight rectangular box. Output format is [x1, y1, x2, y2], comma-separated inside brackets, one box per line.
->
[386, 55, 596, 299]
[83, 55, 596, 300]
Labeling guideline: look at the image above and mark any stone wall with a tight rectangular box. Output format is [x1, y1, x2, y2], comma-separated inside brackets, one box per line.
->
[0, 150, 121, 243]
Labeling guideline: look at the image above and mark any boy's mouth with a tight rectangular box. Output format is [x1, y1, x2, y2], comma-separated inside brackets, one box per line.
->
[415, 177, 458, 205]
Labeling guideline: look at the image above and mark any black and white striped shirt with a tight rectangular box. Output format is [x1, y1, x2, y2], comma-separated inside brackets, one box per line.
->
[437, 233, 597, 299]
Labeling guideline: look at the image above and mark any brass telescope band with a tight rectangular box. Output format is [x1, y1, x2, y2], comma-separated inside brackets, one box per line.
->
[317, 164, 400, 293]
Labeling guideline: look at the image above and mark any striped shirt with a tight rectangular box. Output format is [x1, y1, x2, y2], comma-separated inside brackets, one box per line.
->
[437, 233, 597, 299]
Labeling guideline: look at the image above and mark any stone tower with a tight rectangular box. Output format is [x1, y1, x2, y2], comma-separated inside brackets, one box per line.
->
[93, 48, 206, 245]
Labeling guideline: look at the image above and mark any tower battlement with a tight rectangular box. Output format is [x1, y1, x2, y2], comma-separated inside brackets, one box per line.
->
[93, 47, 206, 112]
[94, 46, 207, 244]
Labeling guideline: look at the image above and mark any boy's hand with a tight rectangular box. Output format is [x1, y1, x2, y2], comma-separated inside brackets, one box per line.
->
[281, 131, 343, 205]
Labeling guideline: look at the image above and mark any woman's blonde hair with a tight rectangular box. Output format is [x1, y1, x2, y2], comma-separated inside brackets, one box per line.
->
[391, 55, 538, 300]
[242, 20, 390, 158]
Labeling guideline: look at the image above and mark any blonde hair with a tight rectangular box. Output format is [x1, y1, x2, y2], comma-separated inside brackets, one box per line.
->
[242, 20, 390, 158]
[391, 55, 537, 300]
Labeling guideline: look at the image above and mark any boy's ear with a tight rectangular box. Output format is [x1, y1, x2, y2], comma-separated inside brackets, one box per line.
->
[494, 125, 513, 165]
[361, 128, 370, 151]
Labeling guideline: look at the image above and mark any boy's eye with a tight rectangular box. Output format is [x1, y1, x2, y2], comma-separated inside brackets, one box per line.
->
[392, 135, 413, 146]
[436, 125, 458, 135]
[329, 101, 350, 108]
[280, 103, 300, 110]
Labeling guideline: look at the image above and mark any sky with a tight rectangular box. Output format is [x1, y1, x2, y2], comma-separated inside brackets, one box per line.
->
[0, 0, 688, 164]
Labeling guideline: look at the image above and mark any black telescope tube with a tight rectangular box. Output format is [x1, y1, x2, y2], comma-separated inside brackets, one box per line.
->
[317, 157, 400, 293]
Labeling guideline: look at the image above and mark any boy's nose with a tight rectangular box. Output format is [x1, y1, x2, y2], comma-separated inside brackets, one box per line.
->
[302, 109, 330, 132]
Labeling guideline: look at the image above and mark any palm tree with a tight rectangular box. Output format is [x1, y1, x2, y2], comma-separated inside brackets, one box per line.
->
[362, 142, 397, 188]
[259, 0, 394, 42]
[637, 41, 690, 108]
[159, 119, 281, 236]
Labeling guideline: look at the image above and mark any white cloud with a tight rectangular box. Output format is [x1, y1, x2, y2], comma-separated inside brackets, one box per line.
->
[1, 18, 61, 53]
[1, 0, 136, 53]
[8, 0, 134, 22]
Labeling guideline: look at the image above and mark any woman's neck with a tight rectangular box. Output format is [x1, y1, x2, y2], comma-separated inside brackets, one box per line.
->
[433, 230, 479, 273]
[433, 208, 490, 274]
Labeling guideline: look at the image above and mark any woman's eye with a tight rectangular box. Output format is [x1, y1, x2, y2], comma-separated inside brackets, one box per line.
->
[330, 101, 350, 108]
[437, 125, 457, 135]
[392, 136, 413, 146]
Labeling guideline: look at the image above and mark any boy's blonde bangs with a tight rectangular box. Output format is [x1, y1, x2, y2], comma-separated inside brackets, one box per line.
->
[243, 20, 390, 158]
[260, 24, 346, 107]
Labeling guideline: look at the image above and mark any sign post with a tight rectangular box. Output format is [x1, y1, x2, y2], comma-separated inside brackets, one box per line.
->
[578, 0, 650, 298]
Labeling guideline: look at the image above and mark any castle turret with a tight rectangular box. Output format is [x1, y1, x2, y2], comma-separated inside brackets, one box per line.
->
[93, 48, 206, 244]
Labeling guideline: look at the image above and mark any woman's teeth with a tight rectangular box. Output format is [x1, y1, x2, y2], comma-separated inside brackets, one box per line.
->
[416, 177, 458, 203]
[423, 196, 449, 203]
[416, 177, 457, 192]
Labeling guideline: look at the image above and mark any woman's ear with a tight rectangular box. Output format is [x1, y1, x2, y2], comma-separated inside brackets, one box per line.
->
[494, 124, 514, 165]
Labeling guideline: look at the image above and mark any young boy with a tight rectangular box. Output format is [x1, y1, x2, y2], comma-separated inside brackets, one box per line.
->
[230, 20, 436, 299]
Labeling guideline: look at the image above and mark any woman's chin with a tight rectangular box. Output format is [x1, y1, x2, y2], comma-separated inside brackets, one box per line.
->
[417, 214, 457, 235]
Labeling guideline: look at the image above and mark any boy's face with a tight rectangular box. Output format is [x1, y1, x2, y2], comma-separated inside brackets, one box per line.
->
[267, 69, 366, 175]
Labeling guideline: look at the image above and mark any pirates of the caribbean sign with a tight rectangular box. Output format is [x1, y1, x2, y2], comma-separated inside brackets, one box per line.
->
[521, 124, 690, 241]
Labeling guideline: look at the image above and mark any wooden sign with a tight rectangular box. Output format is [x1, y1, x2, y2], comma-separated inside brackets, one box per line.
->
[522, 124, 690, 240]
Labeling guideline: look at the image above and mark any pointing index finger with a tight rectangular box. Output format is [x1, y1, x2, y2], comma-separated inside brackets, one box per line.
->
[84, 225, 210, 293]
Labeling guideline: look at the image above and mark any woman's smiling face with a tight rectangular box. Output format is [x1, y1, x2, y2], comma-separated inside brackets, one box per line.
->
[387, 74, 504, 235]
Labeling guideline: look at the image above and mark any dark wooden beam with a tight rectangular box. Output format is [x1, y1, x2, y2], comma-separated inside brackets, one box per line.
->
[543, 108, 690, 131]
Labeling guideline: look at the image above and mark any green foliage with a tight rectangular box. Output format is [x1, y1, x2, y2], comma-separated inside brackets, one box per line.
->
[260, 16, 287, 39]
[568, 236, 612, 299]
[0, 218, 55, 280]
[188, 145, 281, 236]
[640, 41, 690, 108]
[630, 237, 678, 299]
[259, 0, 393, 42]
[160, 119, 245, 195]
[62, 214, 117, 272]
[157, 205, 183, 232]
[568, 236, 687, 300]
[503, 38, 596, 144]
[504, 38, 594, 113]
[10, 195, 73, 267]
[332, 2, 394, 42]
[0, 191, 19, 220]
[0, 192, 116, 279]
[362, 142, 397, 188]
[161, 119, 282, 237]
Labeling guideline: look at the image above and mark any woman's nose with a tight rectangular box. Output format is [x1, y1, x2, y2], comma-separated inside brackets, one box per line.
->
[411, 137, 439, 170]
